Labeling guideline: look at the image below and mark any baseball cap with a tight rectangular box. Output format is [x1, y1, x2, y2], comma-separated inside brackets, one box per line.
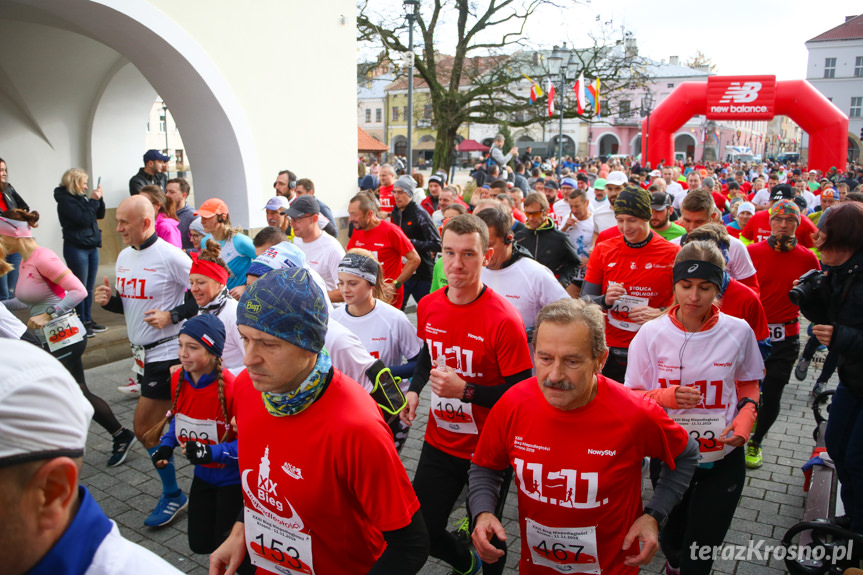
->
[821, 188, 839, 201]
[649, 169, 662, 178]
[544, 180, 559, 190]
[285, 196, 321, 218]
[265, 196, 290, 212]
[247, 241, 307, 278]
[606, 171, 628, 187]
[593, 178, 607, 191]
[809, 169, 818, 174]
[650, 192, 673, 210]
[144, 149, 169, 163]
[737, 202, 755, 215]
[195, 198, 229, 218]
[770, 184, 794, 202]
[0, 340, 94, 467]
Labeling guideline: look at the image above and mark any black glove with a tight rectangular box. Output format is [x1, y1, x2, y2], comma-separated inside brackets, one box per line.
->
[185, 440, 213, 464]
[150, 445, 173, 467]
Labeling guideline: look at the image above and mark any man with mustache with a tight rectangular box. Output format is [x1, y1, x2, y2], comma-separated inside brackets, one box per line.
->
[468, 299, 699, 574]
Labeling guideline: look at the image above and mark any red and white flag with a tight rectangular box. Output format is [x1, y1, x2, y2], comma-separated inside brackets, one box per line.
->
[573, 71, 588, 115]
[547, 80, 556, 118]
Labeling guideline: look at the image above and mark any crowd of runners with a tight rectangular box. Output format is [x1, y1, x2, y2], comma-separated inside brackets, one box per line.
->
[1, 145, 863, 574]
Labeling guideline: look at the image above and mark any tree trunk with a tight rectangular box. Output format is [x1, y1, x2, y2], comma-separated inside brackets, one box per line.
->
[432, 124, 459, 173]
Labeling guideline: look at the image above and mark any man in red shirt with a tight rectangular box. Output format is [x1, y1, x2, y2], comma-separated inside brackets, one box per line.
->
[210, 268, 428, 575]
[583, 186, 680, 383]
[347, 193, 420, 309]
[377, 163, 396, 213]
[745, 200, 821, 469]
[741, 184, 818, 247]
[401, 214, 534, 575]
[469, 298, 698, 574]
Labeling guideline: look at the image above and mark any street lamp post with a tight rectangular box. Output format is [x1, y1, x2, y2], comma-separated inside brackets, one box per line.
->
[640, 92, 654, 168]
[404, 0, 419, 175]
[547, 45, 573, 178]
[161, 100, 169, 157]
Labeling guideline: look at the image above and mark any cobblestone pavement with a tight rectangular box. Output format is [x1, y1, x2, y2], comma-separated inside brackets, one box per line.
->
[80, 340, 833, 574]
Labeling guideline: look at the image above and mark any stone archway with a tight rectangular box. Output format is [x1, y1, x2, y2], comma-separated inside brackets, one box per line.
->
[674, 133, 697, 161]
[597, 133, 620, 156]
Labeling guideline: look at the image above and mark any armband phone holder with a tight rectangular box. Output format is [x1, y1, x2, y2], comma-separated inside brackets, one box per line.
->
[367, 361, 407, 419]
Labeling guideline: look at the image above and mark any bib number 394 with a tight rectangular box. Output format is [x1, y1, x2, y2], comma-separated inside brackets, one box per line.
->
[525, 518, 600, 574]
[245, 508, 315, 575]
[430, 390, 477, 435]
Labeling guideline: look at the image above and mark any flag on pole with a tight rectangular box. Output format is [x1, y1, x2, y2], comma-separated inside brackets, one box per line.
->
[547, 78, 555, 118]
[523, 73, 543, 105]
[587, 78, 601, 117]
[573, 72, 588, 115]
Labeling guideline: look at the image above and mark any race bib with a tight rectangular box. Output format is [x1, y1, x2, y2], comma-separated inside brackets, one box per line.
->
[768, 323, 785, 342]
[430, 390, 477, 435]
[131, 344, 146, 376]
[43, 314, 84, 353]
[525, 518, 600, 574]
[245, 507, 315, 575]
[672, 413, 726, 463]
[573, 266, 587, 282]
[174, 413, 219, 445]
[608, 294, 649, 332]
[221, 238, 239, 265]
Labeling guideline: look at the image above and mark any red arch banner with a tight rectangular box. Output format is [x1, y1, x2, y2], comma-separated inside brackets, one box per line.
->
[642, 76, 848, 173]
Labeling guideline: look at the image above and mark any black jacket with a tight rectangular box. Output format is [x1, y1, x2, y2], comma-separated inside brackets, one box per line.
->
[514, 216, 581, 287]
[54, 186, 105, 248]
[1, 183, 29, 212]
[391, 201, 441, 282]
[799, 249, 863, 398]
[129, 168, 166, 195]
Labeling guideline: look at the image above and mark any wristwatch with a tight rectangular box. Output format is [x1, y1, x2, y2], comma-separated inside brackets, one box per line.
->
[393, 280, 402, 289]
[643, 507, 668, 530]
[46, 306, 60, 320]
[170, 310, 182, 325]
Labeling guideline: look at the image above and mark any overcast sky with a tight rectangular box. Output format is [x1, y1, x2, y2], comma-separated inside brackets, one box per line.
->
[523, 0, 860, 80]
[364, 0, 861, 80]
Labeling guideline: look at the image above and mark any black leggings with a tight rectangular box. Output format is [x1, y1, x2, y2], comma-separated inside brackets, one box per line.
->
[650, 447, 746, 574]
[800, 332, 839, 384]
[47, 337, 123, 435]
[188, 477, 254, 573]
[752, 336, 799, 446]
[412, 441, 509, 575]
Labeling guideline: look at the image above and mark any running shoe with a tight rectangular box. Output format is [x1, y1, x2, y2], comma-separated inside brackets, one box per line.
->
[117, 379, 140, 394]
[745, 442, 763, 469]
[107, 428, 136, 467]
[811, 381, 826, 398]
[665, 561, 681, 575]
[452, 516, 471, 544]
[89, 322, 108, 333]
[144, 491, 188, 528]
[451, 548, 481, 575]
[794, 357, 811, 381]
[84, 323, 95, 338]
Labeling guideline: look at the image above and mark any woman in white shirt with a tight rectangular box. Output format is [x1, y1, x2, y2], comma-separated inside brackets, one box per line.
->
[625, 240, 764, 575]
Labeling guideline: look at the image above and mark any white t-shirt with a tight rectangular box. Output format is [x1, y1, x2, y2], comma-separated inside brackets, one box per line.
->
[326, 318, 377, 392]
[293, 233, 345, 292]
[331, 300, 422, 384]
[551, 199, 570, 228]
[592, 201, 616, 233]
[563, 214, 595, 265]
[667, 181, 684, 199]
[671, 187, 689, 211]
[751, 188, 772, 207]
[625, 312, 764, 461]
[671, 234, 756, 282]
[0, 305, 27, 339]
[88, 522, 184, 574]
[201, 298, 244, 375]
[115, 238, 192, 363]
[481, 257, 569, 330]
[802, 189, 819, 210]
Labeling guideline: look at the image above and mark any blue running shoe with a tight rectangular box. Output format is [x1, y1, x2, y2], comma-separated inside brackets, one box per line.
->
[144, 492, 188, 527]
[451, 548, 482, 575]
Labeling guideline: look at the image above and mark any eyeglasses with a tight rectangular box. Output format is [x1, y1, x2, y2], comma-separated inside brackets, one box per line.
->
[290, 214, 314, 222]
[524, 210, 545, 217]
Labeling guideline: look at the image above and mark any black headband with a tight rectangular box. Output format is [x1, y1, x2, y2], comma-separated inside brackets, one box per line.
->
[672, 260, 724, 288]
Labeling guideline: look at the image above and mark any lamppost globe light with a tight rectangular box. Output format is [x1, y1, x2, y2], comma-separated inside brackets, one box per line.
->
[403, 0, 419, 174]
[547, 46, 563, 77]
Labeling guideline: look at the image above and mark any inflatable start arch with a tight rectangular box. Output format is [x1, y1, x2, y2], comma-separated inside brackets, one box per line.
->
[642, 75, 849, 172]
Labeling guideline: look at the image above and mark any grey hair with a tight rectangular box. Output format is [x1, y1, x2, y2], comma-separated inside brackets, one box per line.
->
[534, 299, 608, 360]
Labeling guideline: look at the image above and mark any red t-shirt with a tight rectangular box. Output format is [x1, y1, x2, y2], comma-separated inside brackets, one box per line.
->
[747, 241, 821, 335]
[235, 369, 419, 575]
[584, 234, 679, 348]
[347, 220, 415, 309]
[0, 195, 7, 212]
[513, 209, 527, 223]
[378, 184, 395, 213]
[719, 278, 769, 341]
[595, 226, 620, 245]
[472, 376, 690, 575]
[712, 192, 729, 212]
[416, 286, 533, 459]
[740, 209, 818, 248]
[726, 224, 742, 239]
[170, 369, 236, 469]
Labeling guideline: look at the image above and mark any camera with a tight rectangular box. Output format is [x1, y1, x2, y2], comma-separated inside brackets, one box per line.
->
[789, 269, 824, 307]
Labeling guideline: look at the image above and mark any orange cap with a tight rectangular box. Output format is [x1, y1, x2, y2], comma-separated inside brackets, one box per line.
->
[194, 198, 229, 218]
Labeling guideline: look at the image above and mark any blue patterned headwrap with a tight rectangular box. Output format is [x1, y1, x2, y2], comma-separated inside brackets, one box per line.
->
[237, 267, 327, 353]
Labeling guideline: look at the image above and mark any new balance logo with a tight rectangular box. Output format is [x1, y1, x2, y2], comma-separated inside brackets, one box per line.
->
[719, 82, 761, 104]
